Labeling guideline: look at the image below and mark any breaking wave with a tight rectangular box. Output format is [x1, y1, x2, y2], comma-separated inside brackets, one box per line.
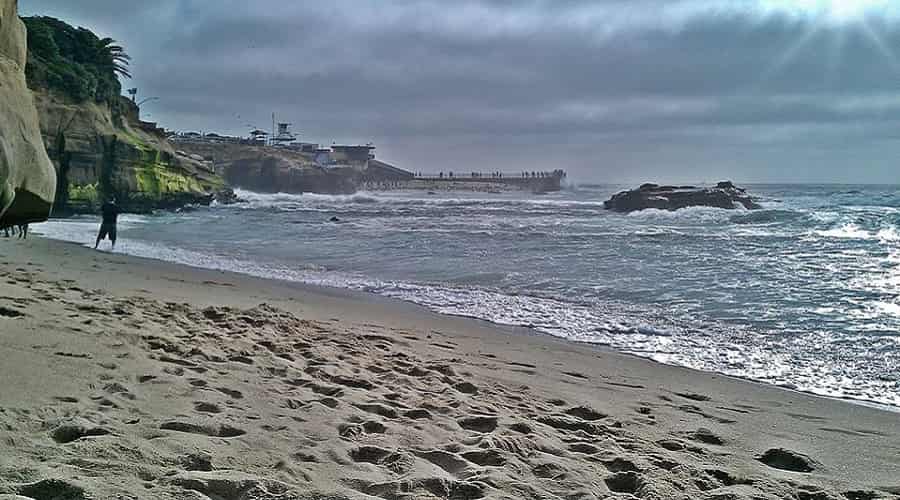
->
[31, 184, 900, 409]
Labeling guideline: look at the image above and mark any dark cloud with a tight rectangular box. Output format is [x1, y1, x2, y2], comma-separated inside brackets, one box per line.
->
[19, 0, 900, 182]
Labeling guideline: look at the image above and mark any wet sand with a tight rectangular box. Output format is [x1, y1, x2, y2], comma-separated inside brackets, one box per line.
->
[0, 236, 898, 499]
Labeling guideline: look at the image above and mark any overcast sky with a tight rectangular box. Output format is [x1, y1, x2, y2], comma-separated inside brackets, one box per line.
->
[19, 0, 900, 183]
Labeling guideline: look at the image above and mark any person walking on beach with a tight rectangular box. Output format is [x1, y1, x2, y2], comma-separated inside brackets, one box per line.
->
[95, 197, 120, 249]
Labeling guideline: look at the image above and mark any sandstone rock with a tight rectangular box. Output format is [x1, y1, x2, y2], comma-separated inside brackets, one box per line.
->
[604, 181, 761, 213]
[178, 141, 359, 195]
[0, 0, 56, 225]
[34, 92, 225, 214]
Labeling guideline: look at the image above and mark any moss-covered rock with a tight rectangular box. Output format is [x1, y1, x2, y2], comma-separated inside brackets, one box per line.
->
[67, 182, 99, 206]
[34, 91, 227, 214]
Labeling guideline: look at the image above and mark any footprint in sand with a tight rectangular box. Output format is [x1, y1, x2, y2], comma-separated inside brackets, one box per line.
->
[339, 421, 387, 439]
[51, 423, 111, 443]
[604, 471, 643, 495]
[756, 448, 817, 473]
[16, 479, 86, 500]
[216, 387, 243, 399]
[674, 392, 712, 402]
[687, 427, 725, 446]
[461, 449, 506, 467]
[457, 415, 499, 433]
[568, 442, 601, 455]
[160, 421, 246, 438]
[349, 446, 414, 474]
[0, 306, 26, 318]
[564, 405, 607, 421]
[193, 402, 222, 414]
[453, 381, 478, 395]
[352, 403, 399, 419]
[404, 409, 432, 420]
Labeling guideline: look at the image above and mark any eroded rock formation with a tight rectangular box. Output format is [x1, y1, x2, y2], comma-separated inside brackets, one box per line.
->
[0, 0, 56, 225]
[34, 92, 228, 213]
[178, 142, 360, 195]
[22, 15, 228, 214]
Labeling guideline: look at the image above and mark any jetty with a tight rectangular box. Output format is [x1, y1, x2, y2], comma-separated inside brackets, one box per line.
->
[170, 122, 567, 194]
[362, 169, 567, 194]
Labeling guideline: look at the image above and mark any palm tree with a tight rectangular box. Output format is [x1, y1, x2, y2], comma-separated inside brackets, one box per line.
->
[96, 37, 132, 79]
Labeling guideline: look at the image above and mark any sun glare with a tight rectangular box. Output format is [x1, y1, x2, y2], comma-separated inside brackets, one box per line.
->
[760, 0, 891, 22]
[750, 0, 900, 89]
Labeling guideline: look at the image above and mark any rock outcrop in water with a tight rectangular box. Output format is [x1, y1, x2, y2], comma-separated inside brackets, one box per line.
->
[0, 0, 57, 226]
[604, 181, 760, 213]
[23, 16, 228, 214]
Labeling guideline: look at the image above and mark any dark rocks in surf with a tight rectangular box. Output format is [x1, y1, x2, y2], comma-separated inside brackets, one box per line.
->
[603, 181, 761, 213]
[214, 188, 240, 205]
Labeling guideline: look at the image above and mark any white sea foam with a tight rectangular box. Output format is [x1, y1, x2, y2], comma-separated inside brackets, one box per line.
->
[815, 224, 876, 240]
[28, 184, 900, 410]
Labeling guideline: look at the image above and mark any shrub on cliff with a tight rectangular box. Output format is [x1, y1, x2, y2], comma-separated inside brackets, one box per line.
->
[22, 16, 130, 103]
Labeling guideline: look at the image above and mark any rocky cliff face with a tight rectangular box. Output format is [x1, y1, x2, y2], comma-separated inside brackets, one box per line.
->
[178, 142, 359, 195]
[35, 92, 227, 213]
[0, 0, 56, 225]
[22, 14, 228, 214]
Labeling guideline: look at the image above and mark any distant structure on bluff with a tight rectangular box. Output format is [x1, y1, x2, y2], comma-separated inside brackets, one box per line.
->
[172, 121, 566, 195]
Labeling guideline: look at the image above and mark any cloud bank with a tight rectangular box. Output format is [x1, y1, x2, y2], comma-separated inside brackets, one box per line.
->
[20, 0, 900, 182]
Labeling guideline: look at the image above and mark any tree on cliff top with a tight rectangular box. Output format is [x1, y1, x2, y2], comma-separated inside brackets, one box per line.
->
[22, 16, 131, 104]
[97, 37, 132, 79]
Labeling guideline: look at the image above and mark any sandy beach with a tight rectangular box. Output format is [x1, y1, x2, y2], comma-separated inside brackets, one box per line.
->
[0, 236, 898, 500]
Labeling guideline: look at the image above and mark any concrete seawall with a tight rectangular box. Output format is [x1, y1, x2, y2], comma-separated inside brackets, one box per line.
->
[362, 174, 565, 193]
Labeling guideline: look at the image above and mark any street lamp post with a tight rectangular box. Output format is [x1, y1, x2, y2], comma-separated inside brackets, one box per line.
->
[137, 97, 160, 107]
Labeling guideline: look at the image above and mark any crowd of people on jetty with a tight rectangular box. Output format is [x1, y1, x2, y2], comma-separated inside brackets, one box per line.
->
[415, 169, 566, 180]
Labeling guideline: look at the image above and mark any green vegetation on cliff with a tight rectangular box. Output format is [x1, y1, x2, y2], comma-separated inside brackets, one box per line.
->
[23, 15, 229, 214]
[135, 165, 208, 199]
[67, 183, 99, 206]
[22, 16, 129, 103]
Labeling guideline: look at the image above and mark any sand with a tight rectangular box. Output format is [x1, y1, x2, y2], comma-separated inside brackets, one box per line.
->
[0, 236, 898, 500]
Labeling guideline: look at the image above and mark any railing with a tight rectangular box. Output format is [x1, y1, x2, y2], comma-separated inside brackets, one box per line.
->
[411, 171, 565, 182]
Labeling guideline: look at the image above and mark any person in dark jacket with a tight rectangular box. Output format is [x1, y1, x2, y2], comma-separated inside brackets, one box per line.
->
[95, 198, 120, 249]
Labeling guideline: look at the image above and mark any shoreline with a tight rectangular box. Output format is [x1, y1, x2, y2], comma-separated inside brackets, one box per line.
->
[30, 228, 900, 414]
[1, 236, 899, 498]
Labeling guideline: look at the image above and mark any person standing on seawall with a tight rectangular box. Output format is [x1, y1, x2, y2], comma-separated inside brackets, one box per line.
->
[95, 197, 120, 249]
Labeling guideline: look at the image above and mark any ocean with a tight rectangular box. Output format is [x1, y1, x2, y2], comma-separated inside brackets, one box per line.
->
[32, 184, 900, 408]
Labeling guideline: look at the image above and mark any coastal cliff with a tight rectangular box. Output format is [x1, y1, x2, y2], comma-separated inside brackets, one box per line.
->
[23, 16, 227, 214]
[178, 142, 359, 195]
[0, 0, 56, 226]
[33, 91, 227, 213]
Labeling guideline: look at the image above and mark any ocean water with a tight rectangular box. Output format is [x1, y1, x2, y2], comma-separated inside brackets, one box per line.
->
[32, 184, 900, 408]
